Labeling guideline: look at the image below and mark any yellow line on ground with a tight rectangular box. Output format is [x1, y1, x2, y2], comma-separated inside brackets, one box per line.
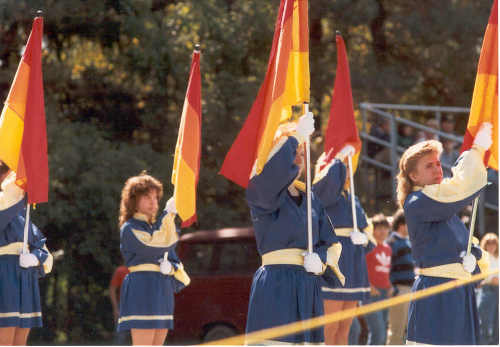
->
[203, 269, 498, 345]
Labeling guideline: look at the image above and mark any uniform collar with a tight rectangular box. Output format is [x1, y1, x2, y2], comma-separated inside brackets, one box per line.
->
[133, 212, 156, 224]
[412, 185, 424, 192]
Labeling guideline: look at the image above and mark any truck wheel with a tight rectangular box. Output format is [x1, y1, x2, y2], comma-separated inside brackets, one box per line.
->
[203, 324, 237, 342]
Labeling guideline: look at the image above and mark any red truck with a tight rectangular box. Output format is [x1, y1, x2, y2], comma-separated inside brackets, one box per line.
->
[168, 227, 259, 344]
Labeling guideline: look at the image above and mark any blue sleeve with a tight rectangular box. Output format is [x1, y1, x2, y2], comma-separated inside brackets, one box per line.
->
[313, 160, 346, 208]
[28, 223, 51, 277]
[405, 190, 480, 223]
[0, 198, 26, 232]
[246, 137, 300, 212]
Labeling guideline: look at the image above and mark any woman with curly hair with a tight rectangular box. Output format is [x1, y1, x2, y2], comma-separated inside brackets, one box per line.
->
[477, 232, 499, 344]
[117, 172, 190, 345]
[0, 161, 53, 345]
[396, 123, 492, 345]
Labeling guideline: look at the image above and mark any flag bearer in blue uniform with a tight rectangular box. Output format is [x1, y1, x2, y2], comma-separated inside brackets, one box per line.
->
[312, 145, 376, 345]
[396, 122, 492, 345]
[0, 162, 53, 345]
[117, 172, 190, 345]
[245, 113, 345, 344]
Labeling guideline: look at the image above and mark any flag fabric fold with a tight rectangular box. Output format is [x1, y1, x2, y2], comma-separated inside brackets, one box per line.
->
[323, 34, 361, 172]
[171, 48, 202, 227]
[219, 0, 310, 188]
[460, 0, 498, 170]
[0, 16, 48, 203]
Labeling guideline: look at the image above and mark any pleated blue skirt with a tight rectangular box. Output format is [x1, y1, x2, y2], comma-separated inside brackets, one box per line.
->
[321, 237, 370, 301]
[0, 255, 42, 328]
[246, 264, 324, 344]
[407, 275, 479, 345]
[117, 271, 175, 331]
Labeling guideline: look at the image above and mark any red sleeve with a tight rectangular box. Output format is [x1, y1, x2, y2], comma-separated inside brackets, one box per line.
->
[110, 266, 130, 287]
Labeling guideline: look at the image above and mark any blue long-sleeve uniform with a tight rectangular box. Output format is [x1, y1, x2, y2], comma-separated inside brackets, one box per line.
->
[118, 211, 189, 331]
[313, 159, 374, 301]
[404, 147, 487, 345]
[0, 175, 52, 328]
[245, 136, 342, 344]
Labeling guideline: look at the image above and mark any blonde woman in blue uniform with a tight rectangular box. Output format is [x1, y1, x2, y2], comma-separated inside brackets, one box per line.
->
[313, 146, 376, 345]
[245, 113, 345, 344]
[396, 122, 492, 345]
[117, 172, 190, 345]
[0, 162, 53, 345]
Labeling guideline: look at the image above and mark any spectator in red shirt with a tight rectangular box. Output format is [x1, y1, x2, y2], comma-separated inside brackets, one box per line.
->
[110, 264, 130, 345]
[362, 214, 392, 345]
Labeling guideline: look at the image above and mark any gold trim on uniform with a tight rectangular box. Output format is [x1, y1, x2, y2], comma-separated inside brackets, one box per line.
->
[131, 213, 178, 248]
[416, 263, 471, 280]
[118, 314, 173, 324]
[0, 312, 42, 318]
[248, 339, 325, 345]
[42, 244, 53, 274]
[128, 263, 191, 286]
[322, 286, 371, 293]
[262, 248, 306, 266]
[0, 242, 23, 255]
[327, 242, 345, 286]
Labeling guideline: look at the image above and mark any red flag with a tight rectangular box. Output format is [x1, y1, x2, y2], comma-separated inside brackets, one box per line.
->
[219, 0, 310, 188]
[460, 0, 498, 170]
[171, 48, 202, 227]
[0, 17, 48, 203]
[323, 33, 361, 171]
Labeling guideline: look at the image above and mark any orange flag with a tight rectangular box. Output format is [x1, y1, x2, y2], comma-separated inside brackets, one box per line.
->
[220, 0, 310, 188]
[323, 33, 361, 172]
[0, 16, 48, 203]
[171, 47, 202, 227]
[460, 0, 498, 170]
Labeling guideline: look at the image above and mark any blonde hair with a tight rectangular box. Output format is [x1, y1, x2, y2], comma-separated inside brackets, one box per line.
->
[118, 171, 163, 227]
[480, 233, 499, 257]
[396, 140, 442, 208]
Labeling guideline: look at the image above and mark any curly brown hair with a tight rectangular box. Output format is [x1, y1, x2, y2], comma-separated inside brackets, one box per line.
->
[118, 172, 163, 228]
[396, 140, 442, 208]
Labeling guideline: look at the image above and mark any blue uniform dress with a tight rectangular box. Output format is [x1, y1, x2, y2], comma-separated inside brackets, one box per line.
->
[117, 211, 189, 331]
[313, 159, 375, 301]
[404, 146, 487, 345]
[245, 136, 344, 344]
[0, 175, 53, 328]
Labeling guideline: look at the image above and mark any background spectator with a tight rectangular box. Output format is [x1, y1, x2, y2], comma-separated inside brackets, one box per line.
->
[440, 139, 460, 178]
[397, 124, 415, 149]
[387, 210, 415, 345]
[362, 214, 392, 345]
[477, 233, 499, 345]
[415, 118, 439, 143]
[441, 114, 456, 135]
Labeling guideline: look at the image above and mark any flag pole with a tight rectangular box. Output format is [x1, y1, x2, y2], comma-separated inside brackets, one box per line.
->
[22, 203, 31, 254]
[303, 102, 313, 254]
[347, 155, 358, 234]
[466, 196, 480, 255]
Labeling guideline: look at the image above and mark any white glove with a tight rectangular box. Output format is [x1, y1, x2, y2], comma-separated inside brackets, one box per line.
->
[159, 253, 173, 275]
[462, 253, 477, 273]
[164, 197, 177, 214]
[303, 252, 323, 275]
[336, 144, 356, 161]
[296, 112, 315, 143]
[19, 253, 39, 268]
[350, 230, 368, 245]
[473, 122, 493, 151]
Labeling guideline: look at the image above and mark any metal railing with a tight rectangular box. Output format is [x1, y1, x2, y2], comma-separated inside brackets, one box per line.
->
[358, 103, 498, 236]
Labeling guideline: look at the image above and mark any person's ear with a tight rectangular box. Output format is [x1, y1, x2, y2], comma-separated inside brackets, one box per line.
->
[408, 171, 418, 184]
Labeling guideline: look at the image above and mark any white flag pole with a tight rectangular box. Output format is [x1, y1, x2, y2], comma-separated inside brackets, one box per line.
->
[304, 103, 313, 254]
[466, 196, 479, 255]
[347, 155, 358, 234]
[22, 203, 30, 254]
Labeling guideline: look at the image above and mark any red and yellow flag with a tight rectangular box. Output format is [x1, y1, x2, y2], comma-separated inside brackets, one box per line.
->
[460, 0, 498, 170]
[0, 16, 48, 203]
[220, 0, 310, 188]
[323, 33, 361, 172]
[171, 48, 202, 227]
